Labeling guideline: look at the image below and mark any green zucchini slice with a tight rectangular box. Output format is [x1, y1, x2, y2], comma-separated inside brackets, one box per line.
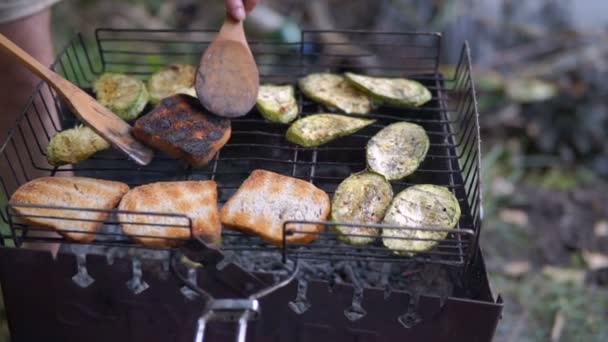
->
[298, 73, 371, 114]
[47, 125, 110, 166]
[382, 184, 461, 256]
[331, 171, 393, 245]
[147, 64, 196, 104]
[256, 84, 298, 123]
[344, 72, 431, 107]
[366, 122, 429, 180]
[286, 114, 375, 147]
[93, 73, 149, 121]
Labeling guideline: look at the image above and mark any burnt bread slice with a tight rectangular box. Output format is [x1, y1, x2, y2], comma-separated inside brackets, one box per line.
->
[133, 94, 231, 166]
[220, 169, 331, 245]
[118, 180, 221, 248]
[9, 176, 129, 242]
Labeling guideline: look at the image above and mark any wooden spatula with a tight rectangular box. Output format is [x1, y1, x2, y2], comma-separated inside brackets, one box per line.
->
[0, 33, 154, 166]
[195, 16, 259, 118]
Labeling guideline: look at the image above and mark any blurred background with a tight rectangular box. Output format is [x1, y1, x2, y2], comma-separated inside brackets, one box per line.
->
[2, 0, 608, 341]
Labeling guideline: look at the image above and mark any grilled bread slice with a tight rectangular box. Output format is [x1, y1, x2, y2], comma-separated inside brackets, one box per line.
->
[118, 181, 221, 248]
[9, 176, 129, 242]
[220, 170, 331, 245]
[133, 94, 231, 167]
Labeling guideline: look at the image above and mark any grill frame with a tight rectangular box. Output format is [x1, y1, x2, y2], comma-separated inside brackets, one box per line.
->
[0, 29, 501, 342]
[1, 29, 482, 269]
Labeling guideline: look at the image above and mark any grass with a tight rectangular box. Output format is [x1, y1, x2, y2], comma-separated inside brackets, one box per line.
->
[493, 273, 608, 342]
[481, 145, 608, 341]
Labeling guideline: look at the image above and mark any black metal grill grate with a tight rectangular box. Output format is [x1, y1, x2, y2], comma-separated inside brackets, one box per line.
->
[0, 29, 481, 269]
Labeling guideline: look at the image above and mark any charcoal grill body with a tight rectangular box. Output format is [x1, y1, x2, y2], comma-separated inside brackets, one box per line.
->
[0, 29, 502, 341]
[0, 247, 501, 342]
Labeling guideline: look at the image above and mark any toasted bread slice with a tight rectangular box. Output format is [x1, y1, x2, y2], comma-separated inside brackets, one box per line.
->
[133, 94, 231, 167]
[220, 170, 330, 245]
[118, 181, 221, 248]
[9, 176, 129, 242]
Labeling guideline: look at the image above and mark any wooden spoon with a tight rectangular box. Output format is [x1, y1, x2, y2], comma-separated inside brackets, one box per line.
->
[0, 33, 154, 166]
[195, 16, 259, 118]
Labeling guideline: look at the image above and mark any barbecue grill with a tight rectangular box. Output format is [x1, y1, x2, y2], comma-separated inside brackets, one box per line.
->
[0, 29, 502, 342]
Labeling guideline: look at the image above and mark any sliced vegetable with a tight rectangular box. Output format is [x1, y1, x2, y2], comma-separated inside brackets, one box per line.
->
[47, 125, 110, 166]
[382, 184, 461, 256]
[147, 64, 196, 104]
[93, 73, 149, 121]
[344, 72, 431, 107]
[286, 114, 374, 147]
[331, 171, 393, 245]
[298, 73, 371, 114]
[256, 84, 298, 123]
[366, 122, 429, 180]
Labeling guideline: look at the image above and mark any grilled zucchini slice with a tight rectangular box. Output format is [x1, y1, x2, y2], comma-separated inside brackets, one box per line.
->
[331, 171, 393, 245]
[344, 72, 431, 107]
[47, 125, 110, 166]
[256, 84, 298, 123]
[286, 114, 375, 147]
[382, 184, 461, 256]
[93, 73, 149, 121]
[366, 122, 429, 181]
[298, 73, 371, 114]
[147, 64, 196, 104]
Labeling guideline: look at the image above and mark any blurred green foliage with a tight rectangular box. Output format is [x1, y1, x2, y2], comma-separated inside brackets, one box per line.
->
[494, 273, 608, 342]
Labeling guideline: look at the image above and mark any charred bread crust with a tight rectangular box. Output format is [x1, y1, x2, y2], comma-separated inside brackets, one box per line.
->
[133, 94, 231, 166]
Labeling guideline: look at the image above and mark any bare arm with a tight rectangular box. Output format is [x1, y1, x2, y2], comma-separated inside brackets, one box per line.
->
[0, 9, 55, 142]
[0, 9, 61, 257]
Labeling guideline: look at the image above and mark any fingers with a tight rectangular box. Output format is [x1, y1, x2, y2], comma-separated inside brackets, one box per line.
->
[226, 0, 258, 21]
[225, 0, 246, 21]
[244, 0, 258, 13]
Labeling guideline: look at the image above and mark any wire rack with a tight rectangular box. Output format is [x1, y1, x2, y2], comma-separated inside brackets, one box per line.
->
[0, 29, 481, 269]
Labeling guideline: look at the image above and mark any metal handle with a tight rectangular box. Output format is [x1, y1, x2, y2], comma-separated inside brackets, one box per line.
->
[236, 311, 249, 342]
[171, 244, 300, 342]
[194, 311, 250, 342]
[193, 299, 259, 342]
[194, 311, 212, 342]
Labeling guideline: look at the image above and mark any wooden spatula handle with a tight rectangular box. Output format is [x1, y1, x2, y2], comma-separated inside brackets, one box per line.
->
[218, 17, 247, 44]
[0, 33, 155, 166]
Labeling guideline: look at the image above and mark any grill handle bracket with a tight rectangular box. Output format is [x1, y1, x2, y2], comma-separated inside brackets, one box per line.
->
[190, 263, 299, 342]
[195, 299, 259, 342]
[170, 239, 300, 342]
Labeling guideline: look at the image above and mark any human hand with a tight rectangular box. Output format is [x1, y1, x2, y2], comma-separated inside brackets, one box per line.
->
[225, 0, 258, 21]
